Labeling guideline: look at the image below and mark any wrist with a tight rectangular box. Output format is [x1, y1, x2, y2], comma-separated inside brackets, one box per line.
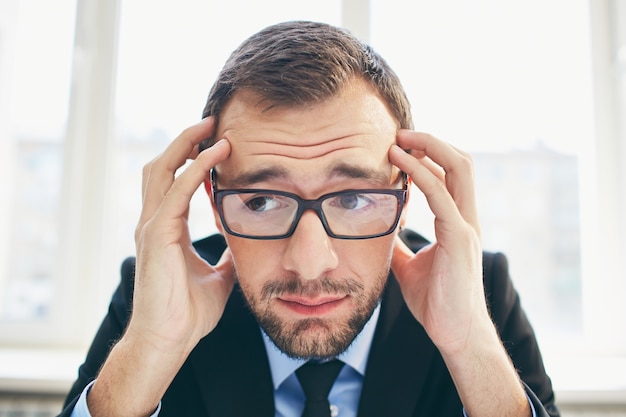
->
[435, 308, 499, 358]
[87, 335, 187, 417]
[438, 318, 529, 416]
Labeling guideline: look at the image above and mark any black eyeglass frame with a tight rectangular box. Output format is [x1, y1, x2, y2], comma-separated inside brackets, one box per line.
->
[211, 169, 408, 240]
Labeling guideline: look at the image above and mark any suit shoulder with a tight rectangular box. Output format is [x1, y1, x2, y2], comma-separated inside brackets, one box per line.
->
[398, 229, 430, 252]
[481, 250, 512, 294]
[400, 229, 512, 300]
[193, 233, 227, 264]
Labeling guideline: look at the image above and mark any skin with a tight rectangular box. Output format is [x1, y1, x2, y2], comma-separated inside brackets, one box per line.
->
[211, 81, 400, 359]
[86, 78, 530, 416]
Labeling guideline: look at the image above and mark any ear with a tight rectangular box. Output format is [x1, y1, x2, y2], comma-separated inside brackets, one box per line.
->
[204, 179, 225, 234]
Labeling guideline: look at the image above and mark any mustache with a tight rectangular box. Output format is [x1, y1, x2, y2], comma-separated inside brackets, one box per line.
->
[261, 276, 364, 302]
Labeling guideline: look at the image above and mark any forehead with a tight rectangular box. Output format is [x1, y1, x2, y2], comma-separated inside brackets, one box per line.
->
[214, 79, 399, 189]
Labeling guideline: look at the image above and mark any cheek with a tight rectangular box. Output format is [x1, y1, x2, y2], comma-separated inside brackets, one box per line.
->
[225, 236, 283, 280]
[225, 234, 396, 285]
[336, 236, 396, 278]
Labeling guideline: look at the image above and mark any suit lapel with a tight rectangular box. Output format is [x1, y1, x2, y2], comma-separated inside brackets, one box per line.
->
[357, 276, 437, 417]
[188, 287, 275, 417]
[188, 230, 436, 416]
[357, 230, 436, 417]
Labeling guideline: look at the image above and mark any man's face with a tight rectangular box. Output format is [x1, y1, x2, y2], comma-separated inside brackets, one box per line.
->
[210, 78, 404, 359]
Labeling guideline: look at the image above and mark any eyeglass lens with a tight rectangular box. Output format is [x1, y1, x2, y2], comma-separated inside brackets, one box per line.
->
[219, 191, 401, 238]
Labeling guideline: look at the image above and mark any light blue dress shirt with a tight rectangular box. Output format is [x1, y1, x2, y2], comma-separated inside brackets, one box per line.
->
[69, 305, 380, 417]
[264, 305, 381, 417]
[70, 300, 536, 417]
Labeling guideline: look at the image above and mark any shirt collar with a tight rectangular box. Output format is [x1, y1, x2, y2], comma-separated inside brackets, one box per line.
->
[261, 303, 381, 390]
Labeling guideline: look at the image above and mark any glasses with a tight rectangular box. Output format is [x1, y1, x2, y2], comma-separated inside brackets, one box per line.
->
[211, 170, 408, 240]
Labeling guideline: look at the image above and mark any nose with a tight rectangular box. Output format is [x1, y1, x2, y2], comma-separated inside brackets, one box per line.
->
[281, 210, 339, 280]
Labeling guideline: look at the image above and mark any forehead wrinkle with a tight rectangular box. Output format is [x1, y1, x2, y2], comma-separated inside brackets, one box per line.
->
[252, 145, 354, 160]
[238, 134, 370, 161]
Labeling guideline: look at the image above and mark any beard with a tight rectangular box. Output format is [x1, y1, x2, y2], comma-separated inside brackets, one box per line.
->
[237, 271, 388, 360]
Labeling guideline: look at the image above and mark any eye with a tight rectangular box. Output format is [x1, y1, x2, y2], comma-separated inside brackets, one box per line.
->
[335, 193, 373, 210]
[244, 195, 279, 212]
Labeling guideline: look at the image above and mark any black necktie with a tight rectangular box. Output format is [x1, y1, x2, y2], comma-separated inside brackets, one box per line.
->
[296, 359, 345, 417]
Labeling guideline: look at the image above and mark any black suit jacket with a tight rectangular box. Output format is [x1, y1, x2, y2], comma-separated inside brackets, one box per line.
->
[60, 230, 560, 416]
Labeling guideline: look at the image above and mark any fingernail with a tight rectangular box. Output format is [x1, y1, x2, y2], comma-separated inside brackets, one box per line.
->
[212, 139, 230, 153]
[213, 138, 226, 148]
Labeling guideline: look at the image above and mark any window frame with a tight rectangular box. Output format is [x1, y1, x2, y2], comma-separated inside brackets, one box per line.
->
[0, 0, 121, 347]
[0, 0, 624, 403]
[578, 0, 626, 356]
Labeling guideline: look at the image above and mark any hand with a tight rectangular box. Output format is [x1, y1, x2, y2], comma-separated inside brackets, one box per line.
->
[388, 130, 489, 355]
[388, 130, 530, 416]
[88, 118, 235, 417]
[128, 117, 235, 358]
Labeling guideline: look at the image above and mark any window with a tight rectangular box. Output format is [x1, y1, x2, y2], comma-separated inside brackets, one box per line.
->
[1, 0, 625, 396]
[369, 0, 617, 358]
[110, 0, 344, 276]
[0, 0, 76, 344]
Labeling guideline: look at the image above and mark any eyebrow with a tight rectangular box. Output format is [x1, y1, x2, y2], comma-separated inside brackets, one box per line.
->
[223, 167, 290, 188]
[328, 163, 392, 185]
[222, 163, 393, 189]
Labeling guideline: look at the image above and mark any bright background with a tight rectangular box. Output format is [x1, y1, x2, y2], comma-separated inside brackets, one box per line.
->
[1, 0, 625, 407]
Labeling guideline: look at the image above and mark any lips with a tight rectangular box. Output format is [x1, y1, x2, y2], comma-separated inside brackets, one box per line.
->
[277, 294, 348, 316]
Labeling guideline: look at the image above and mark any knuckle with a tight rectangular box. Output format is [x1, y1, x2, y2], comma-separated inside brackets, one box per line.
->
[180, 125, 194, 136]
[134, 219, 148, 244]
[135, 217, 158, 245]
[143, 152, 170, 176]
[422, 174, 446, 198]
[142, 155, 166, 178]
[142, 161, 153, 177]
[456, 153, 474, 173]
[134, 224, 143, 244]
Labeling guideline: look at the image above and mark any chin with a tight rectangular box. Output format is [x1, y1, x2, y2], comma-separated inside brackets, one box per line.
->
[259, 312, 369, 360]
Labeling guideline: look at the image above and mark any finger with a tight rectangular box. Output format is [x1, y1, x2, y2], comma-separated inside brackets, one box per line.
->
[142, 117, 216, 201]
[394, 131, 480, 232]
[139, 118, 216, 228]
[153, 139, 231, 228]
[390, 144, 464, 234]
[414, 153, 445, 183]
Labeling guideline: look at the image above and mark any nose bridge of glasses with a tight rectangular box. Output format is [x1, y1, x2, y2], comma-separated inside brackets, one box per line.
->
[293, 197, 332, 233]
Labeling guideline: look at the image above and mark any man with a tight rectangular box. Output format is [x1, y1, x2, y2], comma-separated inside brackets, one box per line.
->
[60, 21, 559, 417]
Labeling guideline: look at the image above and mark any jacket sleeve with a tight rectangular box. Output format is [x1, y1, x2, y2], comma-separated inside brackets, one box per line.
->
[57, 234, 227, 416]
[484, 251, 560, 417]
[58, 257, 137, 416]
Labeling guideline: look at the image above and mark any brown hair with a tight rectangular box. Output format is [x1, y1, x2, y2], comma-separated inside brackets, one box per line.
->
[200, 21, 413, 148]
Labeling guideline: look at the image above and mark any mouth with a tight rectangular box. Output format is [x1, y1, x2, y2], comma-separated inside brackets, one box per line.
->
[276, 294, 349, 316]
